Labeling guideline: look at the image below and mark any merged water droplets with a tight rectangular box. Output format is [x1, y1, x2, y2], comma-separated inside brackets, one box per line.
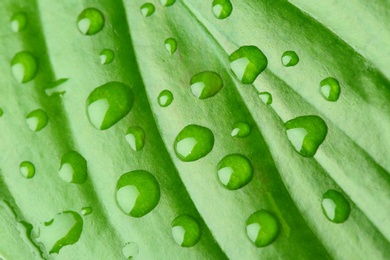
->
[116, 170, 160, 218]
[99, 49, 115, 65]
[321, 189, 350, 223]
[164, 38, 177, 54]
[140, 3, 155, 17]
[122, 242, 139, 259]
[77, 8, 105, 35]
[11, 51, 38, 83]
[19, 161, 35, 179]
[281, 51, 299, 67]
[26, 109, 48, 132]
[11, 12, 28, 32]
[246, 210, 280, 247]
[259, 92, 272, 105]
[229, 46, 268, 84]
[212, 0, 233, 19]
[231, 122, 251, 138]
[190, 71, 223, 99]
[171, 215, 201, 247]
[160, 0, 176, 6]
[58, 151, 88, 184]
[320, 77, 340, 101]
[285, 115, 328, 157]
[35, 211, 83, 254]
[125, 127, 145, 151]
[157, 90, 173, 107]
[217, 154, 253, 190]
[174, 124, 214, 162]
[86, 82, 134, 130]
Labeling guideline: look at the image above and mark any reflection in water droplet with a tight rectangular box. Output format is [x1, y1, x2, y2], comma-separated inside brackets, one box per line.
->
[11, 51, 38, 83]
[160, 0, 176, 7]
[122, 242, 139, 259]
[229, 46, 268, 84]
[86, 82, 134, 130]
[59, 151, 88, 184]
[126, 127, 145, 151]
[116, 170, 160, 218]
[99, 49, 115, 64]
[11, 12, 28, 32]
[35, 211, 83, 254]
[26, 109, 48, 132]
[281, 51, 299, 67]
[320, 77, 340, 102]
[140, 3, 155, 17]
[217, 154, 253, 190]
[231, 122, 251, 138]
[81, 207, 92, 216]
[190, 71, 223, 99]
[212, 0, 233, 19]
[259, 92, 272, 105]
[77, 8, 105, 35]
[20, 161, 35, 179]
[321, 189, 350, 223]
[246, 210, 280, 247]
[157, 90, 173, 107]
[285, 115, 328, 157]
[174, 124, 214, 162]
[171, 215, 201, 247]
[164, 38, 177, 54]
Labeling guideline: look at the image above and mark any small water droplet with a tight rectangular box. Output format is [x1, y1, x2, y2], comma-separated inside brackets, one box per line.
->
[246, 210, 280, 247]
[86, 82, 134, 130]
[99, 49, 115, 64]
[122, 242, 139, 259]
[77, 8, 104, 35]
[26, 109, 48, 132]
[160, 0, 176, 7]
[281, 51, 299, 67]
[171, 215, 201, 247]
[126, 127, 145, 151]
[229, 46, 268, 84]
[321, 189, 350, 223]
[116, 170, 160, 218]
[231, 122, 251, 137]
[0, 108, 4, 117]
[174, 124, 214, 162]
[58, 151, 87, 184]
[320, 77, 340, 102]
[190, 71, 223, 99]
[19, 161, 35, 179]
[35, 211, 83, 254]
[259, 92, 272, 105]
[11, 12, 28, 32]
[164, 38, 177, 54]
[11, 51, 38, 83]
[285, 115, 328, 157]
[81, 207, 92, 216]
[217, 154, 253, 190]
[140, 3, 155, 17]
[212, 0, 232, 19]
[157, 90, 173, 107]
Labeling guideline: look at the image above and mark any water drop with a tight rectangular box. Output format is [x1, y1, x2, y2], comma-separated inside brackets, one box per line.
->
[217, 154, 253, 190]
[45, 78, 68, 96]
[140, 3, 155, 17]
[320, 77, 340, 102]
[11, 12, 28, 32]
[231, 122, 251, 137]
[171, 215, 201, 247]
[246, 210, 280, 247]
[26, 109, 48, 132]
[321, 189, 350, 223]
[99, 49, 115, 65]
[86, 82, 134, 130]
[35, 211, 83, 254]
[116, 170, 160, 218]
[281, 51, 299, 67]
[212, 0, 232, 19]
[174, 124, 214, 162]
[77, 8, 104, 35]
[157, 90, 173, 107]
[19, 161, 35, 179]
[190, 71, 223, 99]
[229, 46, 268, 84]
[125, 127, 145, 151]
[160, 0, 176, 6]
[164, 38, 177, 54]
[122, 242, 139, 259]
[0, 108, 3, 117]
[285, 115, 328, 157]
[81, 207, 92, 216]
[58, 151, 87, 184]
[259, 92, 272, 105]
[11, 51, 38, 83]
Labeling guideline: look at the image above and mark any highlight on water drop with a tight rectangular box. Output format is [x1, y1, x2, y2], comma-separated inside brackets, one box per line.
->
[319, 77, 341, 102]
[19, 161, 35, 179]
[26, 109, 48, 132]
[281, 51, 299, 67]
[190, 71, 223, 99]
[58, 151, 88, 184]
[212, 0, 233, 19]
[171, 215, 201, 247]
[321, 189, 350, 223]
[99, 49, 115, 65]
[11, 12, 28, 32]
[245, 210, 280, 247]
[77, 8, 105, 35]
[11, 51, 38, 84]
[157, 90, 173, 107]
[140, 3, 155, 17]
